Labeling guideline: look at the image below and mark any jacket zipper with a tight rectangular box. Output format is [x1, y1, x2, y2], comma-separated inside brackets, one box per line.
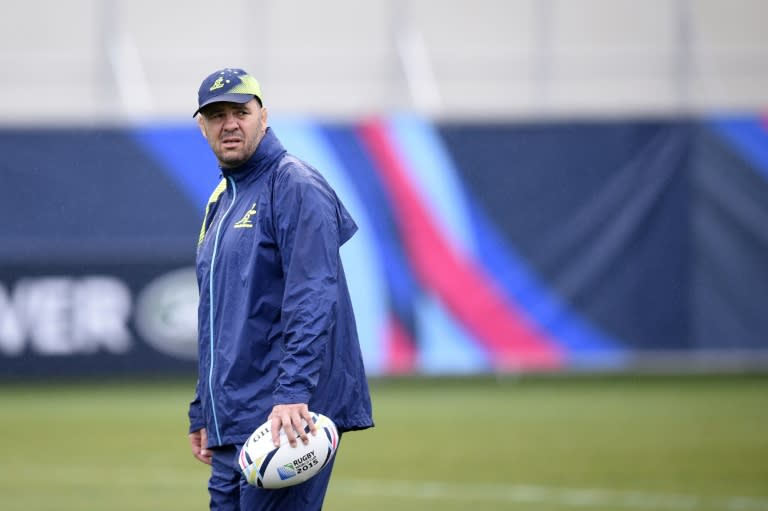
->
[208, 176, 238, 445]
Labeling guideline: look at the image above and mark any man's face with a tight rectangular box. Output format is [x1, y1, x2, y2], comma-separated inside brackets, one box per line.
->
[197, 98, 268, 168]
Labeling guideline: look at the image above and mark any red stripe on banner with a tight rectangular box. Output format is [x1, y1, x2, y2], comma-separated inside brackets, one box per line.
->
[359, 119, 562, 370]
[384, 314, 418, 374]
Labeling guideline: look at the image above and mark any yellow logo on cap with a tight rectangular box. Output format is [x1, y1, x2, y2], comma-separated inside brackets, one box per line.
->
[210, 77, 225, 91]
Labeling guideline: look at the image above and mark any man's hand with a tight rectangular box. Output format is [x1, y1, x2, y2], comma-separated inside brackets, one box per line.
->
[269, 403, 317, 448]
[189, 428, 213, 465]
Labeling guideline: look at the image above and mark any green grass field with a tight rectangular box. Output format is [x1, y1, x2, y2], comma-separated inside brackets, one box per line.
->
[1, 375, 767, 511]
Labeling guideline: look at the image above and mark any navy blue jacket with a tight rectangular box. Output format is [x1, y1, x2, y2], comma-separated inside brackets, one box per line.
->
[189, 128, 373, 447]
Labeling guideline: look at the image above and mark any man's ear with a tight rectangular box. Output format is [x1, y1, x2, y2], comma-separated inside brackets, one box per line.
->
[197, 115, 208, 140]
[261, 107, 268, 132]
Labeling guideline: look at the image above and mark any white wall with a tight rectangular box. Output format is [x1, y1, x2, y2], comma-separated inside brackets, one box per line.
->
[0, 0, 765, 123]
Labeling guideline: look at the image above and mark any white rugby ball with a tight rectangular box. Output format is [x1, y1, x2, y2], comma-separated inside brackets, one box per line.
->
[238, 412, 339, 489]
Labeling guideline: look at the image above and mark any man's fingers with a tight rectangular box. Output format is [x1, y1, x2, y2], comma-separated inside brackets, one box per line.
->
[199, 428, 212, 464]
[285, 410, 300, 447]
[270, 414, 282, 447]
[269, 403, 314, 447]
[295, 412, 309, 445]
[271, 410, 300, 447]
[195, 450, 213, 465]
[189, 429, 213, 465]
[303, 409, 318, 436]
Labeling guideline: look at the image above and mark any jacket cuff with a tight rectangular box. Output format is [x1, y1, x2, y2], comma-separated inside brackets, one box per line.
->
[273, 389, 312, 406]
[188, 420, 206, 434]
[188, 404, 205, 433]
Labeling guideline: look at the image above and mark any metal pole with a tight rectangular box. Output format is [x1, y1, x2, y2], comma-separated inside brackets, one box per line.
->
[675, 0, 693, 113]
[533, 0, 553, 115]
[97, 0, 119, 118]
[393, 0, 441, 114]
[391, 0, 410, 112]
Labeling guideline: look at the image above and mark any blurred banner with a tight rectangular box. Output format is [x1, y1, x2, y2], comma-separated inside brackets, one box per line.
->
[0, 261, 197, 378]
[1, 115, 767, 378]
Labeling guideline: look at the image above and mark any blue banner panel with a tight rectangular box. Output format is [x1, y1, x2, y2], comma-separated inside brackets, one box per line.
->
[439, 121, 693, 351]
[693, 122, 768, 349]
[0, 127, 201, 262]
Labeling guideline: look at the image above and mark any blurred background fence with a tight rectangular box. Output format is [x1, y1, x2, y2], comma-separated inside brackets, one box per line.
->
[1, 0, 766, 121]
[1, 0, 767, 379]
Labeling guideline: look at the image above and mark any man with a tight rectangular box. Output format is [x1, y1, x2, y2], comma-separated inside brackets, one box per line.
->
[187, 68, 374, 511]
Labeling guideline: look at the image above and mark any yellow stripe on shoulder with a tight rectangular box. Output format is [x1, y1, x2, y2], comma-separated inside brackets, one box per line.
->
[207, 179, 228, 205]
[198, 179, 227, 246]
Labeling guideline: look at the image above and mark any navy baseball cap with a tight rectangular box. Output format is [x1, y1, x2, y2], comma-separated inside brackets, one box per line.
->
[193, 68, 263, 117]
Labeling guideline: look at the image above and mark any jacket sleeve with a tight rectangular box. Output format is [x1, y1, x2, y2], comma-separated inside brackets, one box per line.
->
[271, 165, 346, 405]
[188, 379, 205, 433]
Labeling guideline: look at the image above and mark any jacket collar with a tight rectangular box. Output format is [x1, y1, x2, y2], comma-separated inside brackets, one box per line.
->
[220, 127, 286, 182]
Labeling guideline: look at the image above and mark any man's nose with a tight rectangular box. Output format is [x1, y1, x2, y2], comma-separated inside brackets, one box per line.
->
[223, 112, 239, 129]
